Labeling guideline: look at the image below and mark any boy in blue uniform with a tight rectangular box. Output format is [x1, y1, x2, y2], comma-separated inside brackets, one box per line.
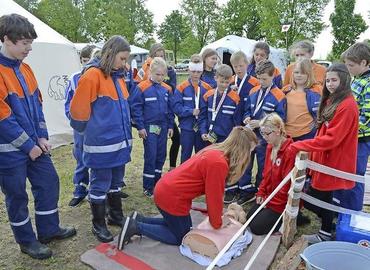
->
[224, 51, 260, 203]
[172, 54, 211, 163]
[238, 60, 286, 205]
[0, 14, 75, 259]
[64, 45, 95, 207]
[131, 57, 174, 198]
[199, 64, 241, 144]
[341, 42, 370, 211]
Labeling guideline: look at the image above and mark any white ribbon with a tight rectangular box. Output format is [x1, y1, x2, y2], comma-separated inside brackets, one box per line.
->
[209, 89, 227, 131]
[189, 62, 203, 72]
[252, 85, 272, 117]
[234, 73, 248, 95]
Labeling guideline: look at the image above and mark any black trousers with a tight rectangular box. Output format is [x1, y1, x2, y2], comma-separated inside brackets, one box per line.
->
[169, 123, 180, 168]
[304, 186, 333, 233]
[246, 203, 282, 235]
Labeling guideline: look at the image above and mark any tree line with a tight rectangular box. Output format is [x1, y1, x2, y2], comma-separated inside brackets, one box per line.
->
[15, 0, 369, 62]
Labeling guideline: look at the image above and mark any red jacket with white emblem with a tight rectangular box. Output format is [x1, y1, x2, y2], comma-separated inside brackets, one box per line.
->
[256, 137, 295, 213]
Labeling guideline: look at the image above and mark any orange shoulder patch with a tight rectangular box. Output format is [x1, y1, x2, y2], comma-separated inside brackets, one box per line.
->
[161, 82, 172, 92]
[310, 83, 323, 95]
[138, 80, 153, 92]
[273, 67, 281, 76]
[227, 90, 240, 104]
[203, 89, 215, 101]
[250, 85, 261, 95]
[177, 80, 191, 93]
[201, 81, 213, 91]
[271, 87, 286, 101]
[248, 76, 260, 87]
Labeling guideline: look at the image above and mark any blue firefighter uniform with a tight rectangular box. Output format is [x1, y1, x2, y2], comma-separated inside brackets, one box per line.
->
[201, 69, 217, 89]
[130, 80, 174, 193]
[238, 84, 286, 196]
[199, 88, 241, 143]
[64, 71, 89, 199]
[69, 63, 132, 204]
[0, 53, 61, 244]
[247, 63, 283, 89]
[172, 79, 211, 163]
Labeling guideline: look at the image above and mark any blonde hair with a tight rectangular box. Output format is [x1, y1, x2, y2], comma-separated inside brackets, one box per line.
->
[290, 58, 316, 88]
[216, 64, 233, 79]
[150, 57, 167, 73]
[230, 51, 248, 65]
[206, 126, 257, 184]
[190, 54, 202, 63]
[260, 113, 286, 163]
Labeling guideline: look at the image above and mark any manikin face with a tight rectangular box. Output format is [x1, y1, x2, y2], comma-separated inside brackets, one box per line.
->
[216, 75, 231, 92]
[205, 54, 218, 70]
[232, 59, 248, 78]
[253, 48, 268, 64]
[3, 36, 33, 60]
[113, 51, 130, 70]
[294, 48, 313, 61]
[325, 71, 340, 94]
[293, 67, 309, 87]
[344, 59, 368, 77]
[151, 67, 166, 83]
[257, 73, 274, 88]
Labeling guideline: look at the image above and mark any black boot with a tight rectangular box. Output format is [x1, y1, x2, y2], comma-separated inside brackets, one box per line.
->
[107, 192, 125, 226]
[91, 202, 113, 243]
[19, 241, 52, 260]
[117, 217, 140, 250]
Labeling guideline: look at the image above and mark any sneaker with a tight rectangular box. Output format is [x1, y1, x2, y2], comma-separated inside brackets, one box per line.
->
[224, 193, 238, 204]
[130, 211, 145, 223]
[38, 226, 77, 244]
[303, 230, 331, 245]
[143, 189, 153, 199]
[237, 193, 256, 205]
[19, 241, 52, 260]
[68, 196, 85, 207]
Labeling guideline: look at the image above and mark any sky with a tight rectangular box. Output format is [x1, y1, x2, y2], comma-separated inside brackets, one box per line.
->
[145, 0, 370, 59]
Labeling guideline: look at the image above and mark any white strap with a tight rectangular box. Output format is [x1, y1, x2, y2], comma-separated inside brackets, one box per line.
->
[209, 89, 227, 131]
[206, 170, 293, 270]
[234, 73, 248, 95]
[252, 85, 272, 117]
[243, 211, 284, 270]
[301, 193, 370, 218]
[195, 86, 200, 110]
[306, 160, 365, 184]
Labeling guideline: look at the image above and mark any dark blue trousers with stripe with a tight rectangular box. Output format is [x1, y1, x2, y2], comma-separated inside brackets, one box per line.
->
[0, 154, 60, 244]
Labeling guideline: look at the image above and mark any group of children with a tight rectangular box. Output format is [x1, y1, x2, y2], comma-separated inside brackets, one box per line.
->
[1, 12, 370, 260]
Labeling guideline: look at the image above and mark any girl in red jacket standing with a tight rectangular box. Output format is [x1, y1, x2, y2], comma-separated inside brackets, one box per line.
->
[246, 113, 295, 235]
[289, 63, 359, 244]
[119, 126, 257, 247]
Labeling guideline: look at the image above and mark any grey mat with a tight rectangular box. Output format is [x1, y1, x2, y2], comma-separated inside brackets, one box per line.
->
[81, 203, 281, 270]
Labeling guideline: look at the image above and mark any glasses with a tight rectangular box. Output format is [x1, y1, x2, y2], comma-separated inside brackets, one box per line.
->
[260, 130, 274, 137]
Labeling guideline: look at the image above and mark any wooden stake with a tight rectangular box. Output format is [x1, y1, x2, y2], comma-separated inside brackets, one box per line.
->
[282, 152, 308, 248]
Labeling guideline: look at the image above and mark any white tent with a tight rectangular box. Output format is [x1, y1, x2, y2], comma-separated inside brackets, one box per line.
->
[1, 0, 81, 147]
[201, 35, 288, 77]
[74, 43, 149, 68]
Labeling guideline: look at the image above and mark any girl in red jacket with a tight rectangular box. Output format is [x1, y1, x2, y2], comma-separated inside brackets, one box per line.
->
[118, 126, 257, 248]
[246, 113, 295, 235]
[289, 63, 359, 244]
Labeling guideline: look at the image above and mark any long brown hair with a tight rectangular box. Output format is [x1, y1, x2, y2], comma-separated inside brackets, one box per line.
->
[99, 35, 130, 76]
[206, 126, 258, 184]
[317, 63, 352, 128]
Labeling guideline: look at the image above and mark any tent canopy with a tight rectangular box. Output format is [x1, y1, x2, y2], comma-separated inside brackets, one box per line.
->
[201, 35, 288, 77]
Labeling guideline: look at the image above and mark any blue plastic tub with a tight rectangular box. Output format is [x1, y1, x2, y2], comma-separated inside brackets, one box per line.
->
[300, 241, 370, 270]
[336, 213, 370, 247]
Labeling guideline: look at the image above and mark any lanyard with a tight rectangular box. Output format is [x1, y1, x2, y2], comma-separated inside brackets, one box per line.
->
[209, 89, 227, 131]
[234, 73, 248, 95]
[194, 85, 201, 119]
[253, 85, 272, 117]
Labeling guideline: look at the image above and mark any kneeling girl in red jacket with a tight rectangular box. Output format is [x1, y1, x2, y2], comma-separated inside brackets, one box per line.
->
[246, 113, 296, 235]
[119, 126, 257, 247]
